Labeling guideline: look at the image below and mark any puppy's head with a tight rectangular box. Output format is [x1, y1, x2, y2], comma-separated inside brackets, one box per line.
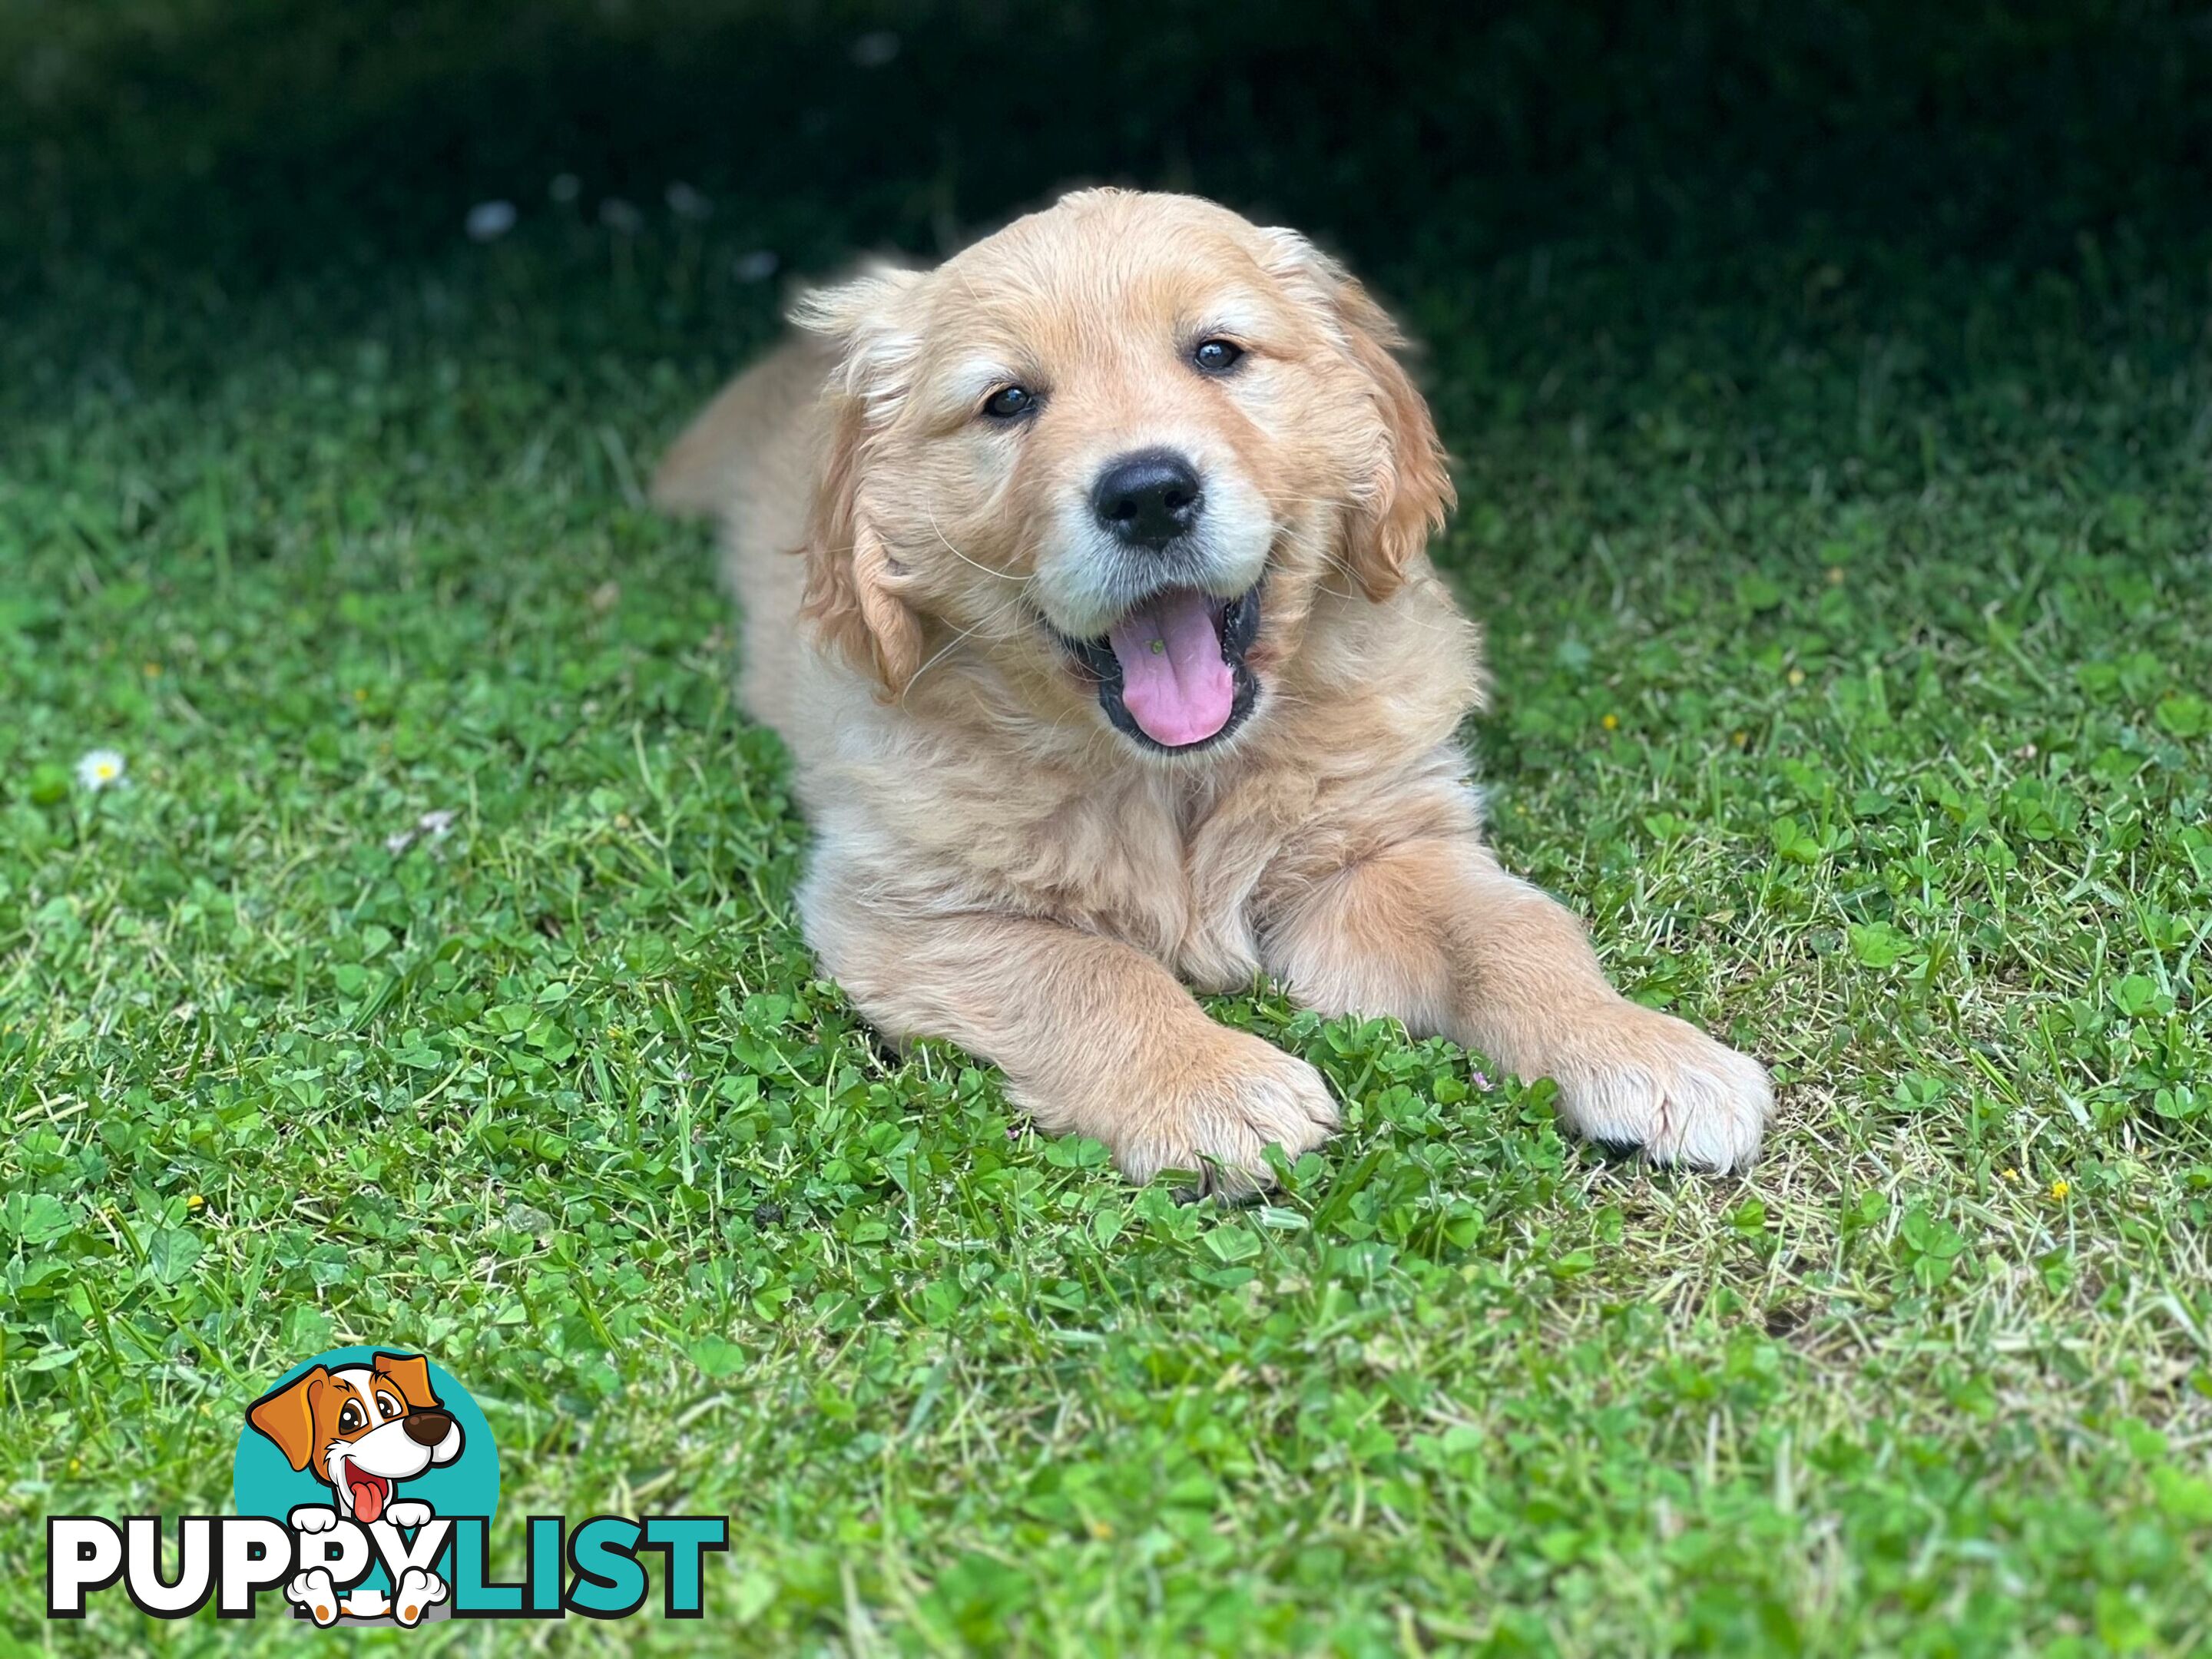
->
[247, 1352, 463, 1525]
[794, 188, 1452, 755]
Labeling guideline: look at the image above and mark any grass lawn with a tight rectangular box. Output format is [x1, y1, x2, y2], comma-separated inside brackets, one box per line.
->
[5, 5, 2212, 1654]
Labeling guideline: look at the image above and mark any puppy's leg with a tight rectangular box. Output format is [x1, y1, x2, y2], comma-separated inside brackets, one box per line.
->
[392, 1567, 448, 1628]
[813, 902, 1337, 1190]
[1264, 837, 1770, 1169]
[287, 1569, 341, 1627]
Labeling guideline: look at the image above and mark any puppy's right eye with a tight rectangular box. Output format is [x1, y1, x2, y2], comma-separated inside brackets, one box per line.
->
[981, 385, 1036, 421]
[338, 1403, 363, 1433]
[1191, 338, 1245, 374]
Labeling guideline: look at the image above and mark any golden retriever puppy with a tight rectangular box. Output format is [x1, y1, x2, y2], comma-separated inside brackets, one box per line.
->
[654, 188, 1770, 1189]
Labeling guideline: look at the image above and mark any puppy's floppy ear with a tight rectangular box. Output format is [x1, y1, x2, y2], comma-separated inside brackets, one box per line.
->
[248, 1366, 327, 1472]
[788, 265, 927, 695]
[371, 1351, 440, 1411]
[1263, 230, 1455, 601]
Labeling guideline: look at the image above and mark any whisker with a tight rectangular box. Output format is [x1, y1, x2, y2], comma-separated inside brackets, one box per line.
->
[899, 582, 1045, 701]
[924, 507, 1037, 586]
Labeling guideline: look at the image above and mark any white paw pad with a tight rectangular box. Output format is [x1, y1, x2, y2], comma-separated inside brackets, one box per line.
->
[393, 1567, 449, 1628]
[286, 1569, 340, 1627]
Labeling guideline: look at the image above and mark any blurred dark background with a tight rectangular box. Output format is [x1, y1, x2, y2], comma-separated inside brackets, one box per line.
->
[6, 0, 2210, 382]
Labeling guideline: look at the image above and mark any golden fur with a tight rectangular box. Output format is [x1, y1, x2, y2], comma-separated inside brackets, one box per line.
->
[655, 189, 1770, 1189]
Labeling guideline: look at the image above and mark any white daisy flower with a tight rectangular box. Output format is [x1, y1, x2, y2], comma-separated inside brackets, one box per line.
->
[665, 181, 712, 220]
[75, 749, 127, 791]
[465, 200, 518, 242]
[418, 809, 456, 839]
[384, 830, 417, 856]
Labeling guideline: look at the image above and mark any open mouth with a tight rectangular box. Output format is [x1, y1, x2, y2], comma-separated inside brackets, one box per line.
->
[336, 1463, 393, 1524]
[1061, 585, 1261, 753]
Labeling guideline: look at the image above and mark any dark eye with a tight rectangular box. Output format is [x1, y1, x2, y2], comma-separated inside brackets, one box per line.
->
[1192, 339, 1244, 374]
[376, 1392, 403, 1419]
[982, 385, 1035, 421]
[338, 1403, 363, 1432]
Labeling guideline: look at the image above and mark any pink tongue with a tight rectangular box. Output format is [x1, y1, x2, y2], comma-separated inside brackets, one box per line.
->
[1107, 590, 1233, 747]
[350, 1479, 385, 1524]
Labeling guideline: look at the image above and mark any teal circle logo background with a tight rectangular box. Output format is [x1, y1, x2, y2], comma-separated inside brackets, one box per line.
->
[232, 1349, 499, 1552]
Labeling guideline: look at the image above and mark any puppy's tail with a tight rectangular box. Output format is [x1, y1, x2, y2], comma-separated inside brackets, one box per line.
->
[651, 336, 835, 518]
[650, 380, 748, 518]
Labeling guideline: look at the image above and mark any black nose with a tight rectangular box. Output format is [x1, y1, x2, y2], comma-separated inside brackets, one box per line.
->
[1091, 449, 1204, 548]
[403, 1410, 452, 1446]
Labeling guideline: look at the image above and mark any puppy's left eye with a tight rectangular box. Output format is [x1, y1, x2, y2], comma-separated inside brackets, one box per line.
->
[376, 1392, 403, 1419]
[982, 385, 1036, 421]
[338, 1403, 363, 1433]
[1191, 339, 1244, 374]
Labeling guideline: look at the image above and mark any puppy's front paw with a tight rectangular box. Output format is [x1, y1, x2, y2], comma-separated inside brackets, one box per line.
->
[1110, 1030, 1339, 1194]
[383, 1499, 432, 1529]
[288, 1505, 339, 1535]
[1545, 1004, 1772, 1171]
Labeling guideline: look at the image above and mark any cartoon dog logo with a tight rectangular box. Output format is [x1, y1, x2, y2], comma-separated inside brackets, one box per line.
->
[246, 1351, 463, 1625]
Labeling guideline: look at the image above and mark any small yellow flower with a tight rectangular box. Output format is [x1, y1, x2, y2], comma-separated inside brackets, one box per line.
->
[1601, 713, 1619, 731]
[1826, 566, 1846, 586]
[353, 687, 369, 702]
[2050, 1179, 2070, 1200]
[143, 661, 162, 677]
[1732, 730, 1749, 747]
[1786, 667, 1806, 687]
[2000, 1167, 2018, 1182]
[187, 1194, 206, 1210]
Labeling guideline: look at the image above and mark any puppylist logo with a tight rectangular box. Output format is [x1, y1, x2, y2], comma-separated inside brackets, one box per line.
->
[46, 1347, 729, 1626]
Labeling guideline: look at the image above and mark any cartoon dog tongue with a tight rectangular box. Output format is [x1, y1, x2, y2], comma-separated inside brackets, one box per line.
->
[349, 1475, 386, 1523]
[1108, 590, 1232, 747]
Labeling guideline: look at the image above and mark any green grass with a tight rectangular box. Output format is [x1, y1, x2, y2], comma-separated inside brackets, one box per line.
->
[6, 4, 2212, 1654]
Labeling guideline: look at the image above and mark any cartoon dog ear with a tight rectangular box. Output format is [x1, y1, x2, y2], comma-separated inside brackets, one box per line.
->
[1262, 230, 1455, 601]
[247, 1366, 327, 1472]
[370, 1351, 441, 1411]
[787, 266, 927, 696]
